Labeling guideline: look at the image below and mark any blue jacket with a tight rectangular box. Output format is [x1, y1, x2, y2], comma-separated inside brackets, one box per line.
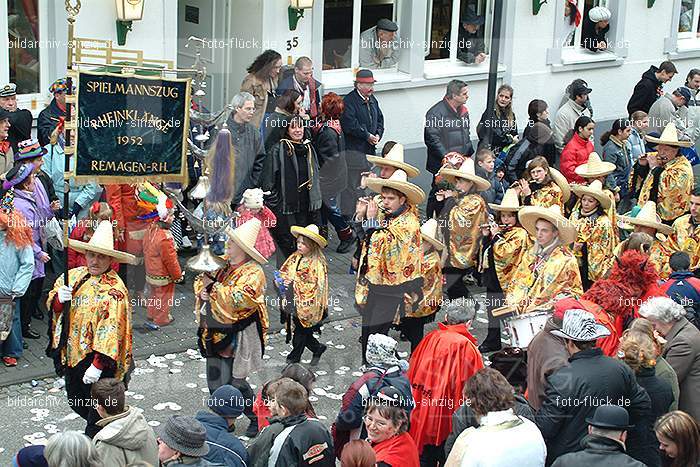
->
[195, 411, 248, 467]
[341, 89, 384, 169]
[0, 230, 34, 297]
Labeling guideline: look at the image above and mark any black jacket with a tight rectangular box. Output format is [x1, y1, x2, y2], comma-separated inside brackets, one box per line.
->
[626, 367, 674, 467]
[627, 66, 663, 115]
[444, 394, 535, 458]
[341, 89, 384, 169]
[551, 435, 646, 467]
[313, 123, 348, 200]
[264, 139, 322, 215]
[581, 18, 610, 52]
[535, 348, 652, 465]
[440, 27, 485, 64]
[504, 136, 556, 184]
[7, 109, 33, 151]
[477, 107, 518, 153]
[37, 98, 66, 148]
[424, 99, 473, 174]
[248, 413, 334, 467]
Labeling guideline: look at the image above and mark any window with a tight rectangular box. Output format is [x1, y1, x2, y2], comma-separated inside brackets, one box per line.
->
[562, 0, 609, 51]
[424, 0, 492, 62]
[678, 0, 700, 39]
[321, 0, 401, 71]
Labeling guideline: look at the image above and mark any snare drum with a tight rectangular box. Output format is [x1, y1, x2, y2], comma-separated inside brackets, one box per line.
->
[504, 311, 551, 348]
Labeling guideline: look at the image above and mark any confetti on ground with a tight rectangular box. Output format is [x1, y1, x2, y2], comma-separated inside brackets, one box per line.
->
[198, 374, 207, 379]
[164, 354, 177, 360]
[476, 317, 489, 324]
[201, 388, 209, 393]
[59, 413, 80, 422]
[262, 355, 271, 360]
[334, 370, 346, 375]
[302, 359, 311, 364]
[352, 372, 363, 377]
[186, 349, 199, 356]
[317, 415, 327, 420]
[153, 402, 181, 411]
[309, 396, 319, 402]
[313, 388, 327, 396]
[169, 369, 182, 374]
[335, 344, 346, 349]
[339, 366, 350, 371]
[325, 341, 334, 346]
[315, 370, 327, 376]
[333, 307, 343, 312]
[265, 345, 275, 351]
[398, 352, 408, 358]
[148, 420, 161, 427]
[333, 325, 344, 331]
[279, 351, 290, 357]
[186, 383, 198, 389]
[172, 361, 184, 366]
[132, 394, 145, 400]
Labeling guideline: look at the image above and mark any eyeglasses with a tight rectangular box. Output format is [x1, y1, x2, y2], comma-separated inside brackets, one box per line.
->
[363, 415, 389, 429]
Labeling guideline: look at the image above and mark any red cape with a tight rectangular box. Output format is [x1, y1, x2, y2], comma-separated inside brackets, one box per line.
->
[408, 323, 484, 453]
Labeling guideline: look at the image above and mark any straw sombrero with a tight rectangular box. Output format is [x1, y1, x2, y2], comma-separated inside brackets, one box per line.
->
[68, 220, 137, 264]
[291, 224, 328, 248]
[548, 167, 571, 202]
[574, 152, 615, 178]
[224, 218, 267, 264]
[437, 158, 491, 191]
[489, 188, 522, 212]
[420, 218, 444, 251]
[618, 201, 672, 235]
[644, 122, 693, 148]
[570, 180, 611, 210]
[366, 143, 420, 178]
[365, 169, 426, 205]
[518, 205, 577, 245]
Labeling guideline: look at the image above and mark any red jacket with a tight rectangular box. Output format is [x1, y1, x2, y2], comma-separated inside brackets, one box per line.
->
[560, 133, 594, 184]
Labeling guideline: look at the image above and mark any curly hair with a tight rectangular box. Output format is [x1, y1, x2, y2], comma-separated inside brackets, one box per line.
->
[464, 368, 515, 418]
[321, 92, 344, 120]
[617, 331, 657, 373]
[246, 50, 282, 78]
[0, 210, 32, 249]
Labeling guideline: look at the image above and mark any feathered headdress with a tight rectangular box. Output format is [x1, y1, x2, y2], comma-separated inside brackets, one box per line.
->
[136, 182, 174, 222]
[205, 127, 236, 215]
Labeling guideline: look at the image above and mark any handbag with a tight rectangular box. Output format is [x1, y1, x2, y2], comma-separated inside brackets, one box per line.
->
[0, 296, 15, 342]
[43, 217, 64, 251]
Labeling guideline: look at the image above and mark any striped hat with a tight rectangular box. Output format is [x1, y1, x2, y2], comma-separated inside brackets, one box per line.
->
[551, 309, 611, 342]
[15, 139, 47, 162]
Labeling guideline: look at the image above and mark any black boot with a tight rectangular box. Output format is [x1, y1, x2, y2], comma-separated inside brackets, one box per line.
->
[336, 228, 356, 254]
[479, 327, 503, 353]
[310, 344, 327, 366]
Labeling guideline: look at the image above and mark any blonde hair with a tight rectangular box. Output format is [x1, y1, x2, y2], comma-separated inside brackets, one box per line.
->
[617, 331, 657, 373]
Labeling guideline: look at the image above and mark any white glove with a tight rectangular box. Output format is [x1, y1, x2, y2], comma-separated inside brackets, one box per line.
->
[57, 285, 73, 304]
[82, 364, 102, 385]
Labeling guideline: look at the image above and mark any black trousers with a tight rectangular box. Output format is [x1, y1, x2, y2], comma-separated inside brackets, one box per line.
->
[443, 267, 472, 301]
[399, 316, 428, 352]
[272, 210, 322, 259]
[420, 442, 446, 467]
[64, 355, 117, 438]
[118, 261, 145, 295]
[426, 176, 445, 219]
[360, 287, 403, 363]
[483, 289, 508, 349]
[288, 320, 323, 363]
[205, 356, 257, 423]
[20, 277, 44, 333]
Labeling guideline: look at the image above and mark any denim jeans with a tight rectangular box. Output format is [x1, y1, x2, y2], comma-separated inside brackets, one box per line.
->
[1, 301, 23, 358]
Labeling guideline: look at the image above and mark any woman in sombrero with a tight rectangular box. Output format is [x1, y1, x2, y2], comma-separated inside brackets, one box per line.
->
[278, 224, 329, 366]
[569, 180, 618, 290]
[515, 156, 570, 211]
[478, 188, 532, 352]
[617, 201, 674, 278]
[399, 218, 444, 351]
[46, 220, 136, 437]
[356, 169, 424, 362]
[194, 217, 268, 437]
[437, 158, 490, 300]
[573, 151, 618, 224]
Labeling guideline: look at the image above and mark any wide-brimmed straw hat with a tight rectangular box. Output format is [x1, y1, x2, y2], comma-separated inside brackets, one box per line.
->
[489, 188, 522, 212]
[571, 180, 611, 210]
[438, 158, 491, 191]
[618, 201, 672, 235]
[68, 220, 137, 264]
[644, 122, 694, 148]
[519, 204, 577, 245]
[551, 308, 611, 341]
[224, 218, 267, 264]
[365, 169, 425, 205]
[574, 152, 615, 178]
[367, 143, 419, 178]
[291, 224, 328, 248]
[548, 167, 571, 202]
[420, 218, 444, 251]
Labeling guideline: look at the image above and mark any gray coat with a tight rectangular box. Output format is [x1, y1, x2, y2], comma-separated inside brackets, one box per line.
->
[226, 118, 266, 204]
[647, 93, 691, 137]
[662, 317, 700, 421]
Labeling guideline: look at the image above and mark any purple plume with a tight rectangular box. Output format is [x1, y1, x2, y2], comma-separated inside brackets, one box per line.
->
[206, 127, 236, 204]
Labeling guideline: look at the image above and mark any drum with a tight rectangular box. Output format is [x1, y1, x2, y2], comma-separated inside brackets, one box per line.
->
[504, 311, 551, 348]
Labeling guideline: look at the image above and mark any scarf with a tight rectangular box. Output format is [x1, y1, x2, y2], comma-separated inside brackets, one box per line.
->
[531, 237, 562, 275]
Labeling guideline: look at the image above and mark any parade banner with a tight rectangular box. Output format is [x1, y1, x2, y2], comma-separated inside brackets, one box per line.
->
[75, 71, 191, 183]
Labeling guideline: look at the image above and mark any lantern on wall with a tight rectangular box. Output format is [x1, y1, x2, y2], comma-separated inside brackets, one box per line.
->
[289, 0, 314, 31]
[115, 0, 146, 45]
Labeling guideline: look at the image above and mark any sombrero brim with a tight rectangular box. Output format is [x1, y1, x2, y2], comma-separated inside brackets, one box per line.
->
[549, 168, 571, 202]
[226, 230, 267, 264]
[488, 203, 521, 212]
[574, 162, 615, 178]
[68, 239, 137, 264]
[366, 156, 420, 178]
[365, 178, 426, 205]
[518, 206, 577, 245]
[551, 324, 610, 341]
[421, 233, 444, 251]
[644, 135, 693, 148]
[437, 167, 491, 192]
[291, 226, 328, 248]
[570, 185, 612, 210]
[617, 216, 672, 235]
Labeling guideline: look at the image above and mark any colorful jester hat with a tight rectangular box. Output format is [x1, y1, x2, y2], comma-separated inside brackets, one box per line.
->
[136, 181, 174, 222]
[205, 126, 236, 215]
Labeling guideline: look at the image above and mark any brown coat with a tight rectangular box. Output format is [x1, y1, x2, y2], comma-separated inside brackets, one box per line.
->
[240, 73, 277, 129]
[662, 317, 700, 421]
[526, 318, 570, 411]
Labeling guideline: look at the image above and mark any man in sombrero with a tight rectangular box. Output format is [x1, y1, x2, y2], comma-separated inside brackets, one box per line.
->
[194, 217, 268, 438]
[668, 189, 700, 271]
[47, 220, 136, 438]
[637, 122, 694, 223]
[618, 201, 674, 278]
[507, 205, 583, 313]
[356, 169, 424, 362]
